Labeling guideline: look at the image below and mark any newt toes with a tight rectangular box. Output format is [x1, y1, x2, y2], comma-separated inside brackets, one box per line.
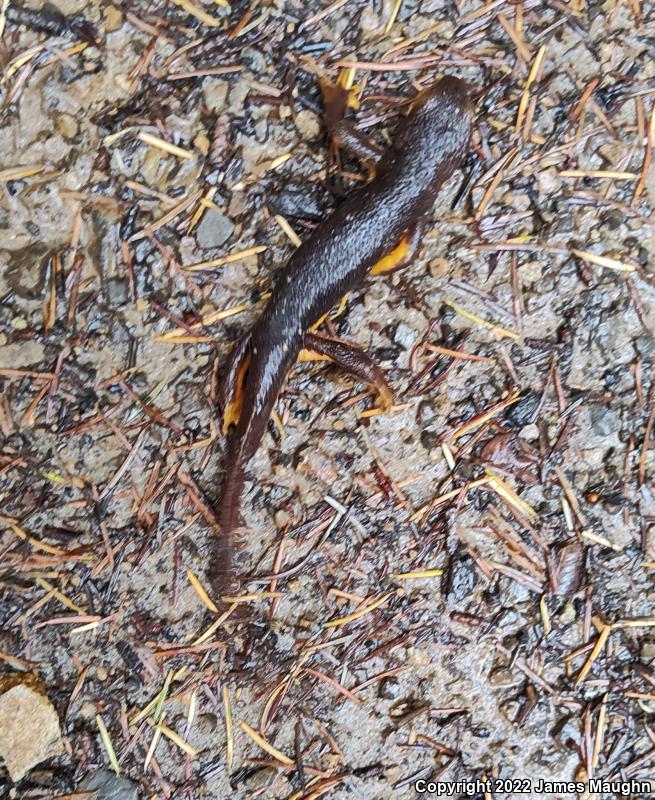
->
[213, 75, 474, 596]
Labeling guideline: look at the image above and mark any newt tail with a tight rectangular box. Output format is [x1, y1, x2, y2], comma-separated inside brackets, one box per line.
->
[213, 76, 474, 594]
[213, 446, 246, 588]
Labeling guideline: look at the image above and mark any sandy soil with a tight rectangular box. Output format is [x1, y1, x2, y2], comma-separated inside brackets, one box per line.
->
[1, 1, 654, 799]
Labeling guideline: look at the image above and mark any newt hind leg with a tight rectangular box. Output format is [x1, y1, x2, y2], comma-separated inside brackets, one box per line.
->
[300, 331, 393, 409]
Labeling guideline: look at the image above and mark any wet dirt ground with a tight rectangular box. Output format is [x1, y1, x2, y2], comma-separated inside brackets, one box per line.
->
[1, 1, 654, 799]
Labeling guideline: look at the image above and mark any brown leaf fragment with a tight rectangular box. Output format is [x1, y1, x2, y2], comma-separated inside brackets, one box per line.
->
[551, 539, 585, 598]
[479, 432, 539, 483]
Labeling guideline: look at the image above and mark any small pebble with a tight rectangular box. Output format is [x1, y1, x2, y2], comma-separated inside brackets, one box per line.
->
[360, 5, 382, 34]
[56, 113, 78, 140]
[601, 208, 625, 230]
[537, 168, 561, 196]
[194, 130, 210, 156]
[295, 109, 321, 139]
[445, 553, 477, 605]
[589, 403, 620, 436]
[0, 679, 63, 782]
[79, 769, 140, 800]
[558, 601, 576, 625]
[429, 257, 449, 278]
[393, 323, 416, 349]
[195, 209, 235, 250]
[378, 676, 400, 699]
[203, 80, 229, 112]
[104, 5, 124, 32]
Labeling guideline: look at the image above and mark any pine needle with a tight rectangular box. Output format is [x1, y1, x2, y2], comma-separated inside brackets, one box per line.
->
[153, 670, 173, 723]
[486, 468, 538, 520]
[238, 720, 294, 766]
[384, 0, 403, 33]
[0, 164, 45, 182]
[516, 45, 546, 133]
[158, 723, 198, 757]
[392, 569, 444, 580]
[275, 214, 302, 247]
[96, 714, 120, 775]
[137, 131, 194, 159]
[169, 0, 223, 26]
[324, 592, 393, 627]
[186, 568, 219, 612]
[184, 245, 267, 271]
[560, 169, 638, 179]
[444, 299, 521, 341]
[223, 686, 234, 773]
[570, 248, 636, 273]
[7, 522, 66, 556]
[575, 624, 611, 686]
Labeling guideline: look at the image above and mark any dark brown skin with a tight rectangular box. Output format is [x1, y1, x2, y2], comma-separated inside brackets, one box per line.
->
[215, 76, 473, 592]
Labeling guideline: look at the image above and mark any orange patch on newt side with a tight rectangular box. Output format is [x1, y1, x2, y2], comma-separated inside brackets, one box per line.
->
[370, 236, 411, 276]
[222, 353, 251, 433]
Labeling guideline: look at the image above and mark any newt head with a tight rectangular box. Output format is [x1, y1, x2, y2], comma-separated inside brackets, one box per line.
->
[392, 76, 474, 187]
[407, 75, 473, 119]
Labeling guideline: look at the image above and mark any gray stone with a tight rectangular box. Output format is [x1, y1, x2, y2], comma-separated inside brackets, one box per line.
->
[589, 403, 621, 436]
[133, 239, 154, 264]
[635, 335, 655, 361]
[393, 323, 416, 349]
[241, 47, 266, 73]
[80, 769, 140, 800]
[0, 341, 46, 370]
[601, 208, 625, 230]
[106, 278, 128, 307]
[195, 209, 235, 250]
[377, 676, 400, 699]
[505, 390, 540, 428]
[445, 553, 477, 605]
[269, 181, 328, 222]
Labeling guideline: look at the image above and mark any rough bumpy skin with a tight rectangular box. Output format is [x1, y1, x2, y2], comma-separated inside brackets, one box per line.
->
[215, 76, 474, 588]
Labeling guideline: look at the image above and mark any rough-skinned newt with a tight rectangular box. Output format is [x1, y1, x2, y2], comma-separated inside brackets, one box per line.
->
[215, 75, 473, 592]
